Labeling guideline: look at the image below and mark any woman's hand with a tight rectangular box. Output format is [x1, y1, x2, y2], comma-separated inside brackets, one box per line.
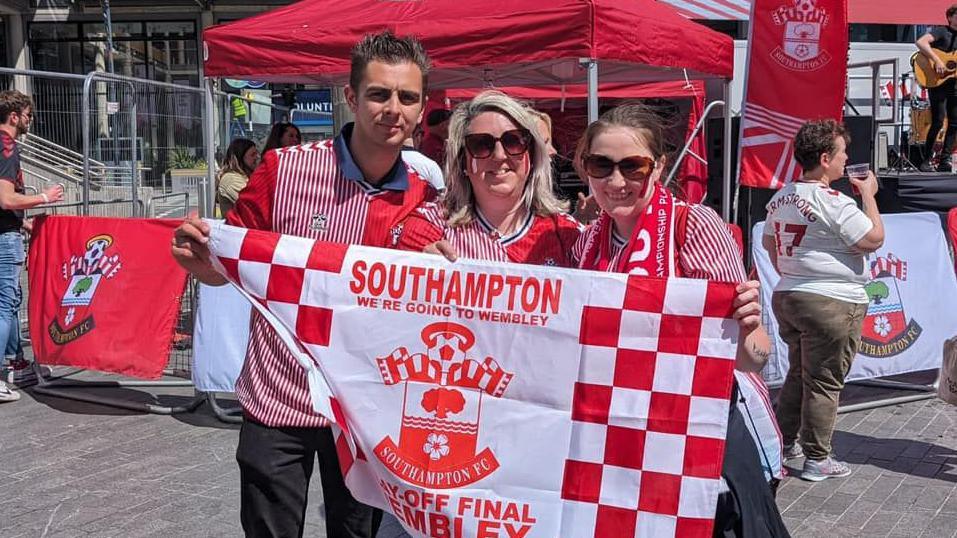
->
[732, 280, 762, 334]
[424, 240, 458, 262]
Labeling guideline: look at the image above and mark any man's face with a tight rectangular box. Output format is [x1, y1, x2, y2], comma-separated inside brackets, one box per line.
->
[345, 60, 425, 151]
[15, 107, 31, 135]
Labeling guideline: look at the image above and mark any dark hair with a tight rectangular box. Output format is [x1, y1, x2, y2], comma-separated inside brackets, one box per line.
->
[793, 119, 850, 171]
[948, 4, 957, 18]
[574, 103, 670, 178]
[220, 138, 258, 178]
[0, 90, 32, 124]
[426, 109, 451, 127]
[349, 31, 430, 96]
[262, 122, 301, 154]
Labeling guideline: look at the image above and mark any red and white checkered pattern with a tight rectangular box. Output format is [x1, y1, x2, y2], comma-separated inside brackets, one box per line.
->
[560, 276, 738, 538]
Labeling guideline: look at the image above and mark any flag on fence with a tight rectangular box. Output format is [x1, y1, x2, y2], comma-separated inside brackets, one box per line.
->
[28, 216, 188, 379]
[738, 0, 849, 189]
[206, 220, 742, 537]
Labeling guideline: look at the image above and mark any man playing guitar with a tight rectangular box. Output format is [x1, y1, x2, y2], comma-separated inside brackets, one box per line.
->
[916, 4, 957, 172]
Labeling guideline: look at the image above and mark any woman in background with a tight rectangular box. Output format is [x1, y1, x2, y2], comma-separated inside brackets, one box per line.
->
[216, 138, 259, 216]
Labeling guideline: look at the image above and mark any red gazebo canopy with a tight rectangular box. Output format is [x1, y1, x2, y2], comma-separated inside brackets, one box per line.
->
[202, 0, 734, 88]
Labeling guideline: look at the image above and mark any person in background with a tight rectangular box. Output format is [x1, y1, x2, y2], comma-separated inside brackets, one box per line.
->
[0, 90, 63, 398]
[419, 108, 450, 164]
[571, 103, 788, 537]
[216, 138, 259, 216]
[916, 4, 957, 172]
[764, 119, 884, 482]
[401, 140, 445, 193]
[262, 121, 302, 154]
[397, 90, 581, 265]
[173, 31, 437, 538]
[412, 124, 425, 149]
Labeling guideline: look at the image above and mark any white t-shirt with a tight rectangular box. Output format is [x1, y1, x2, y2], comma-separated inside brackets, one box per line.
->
[764, 181, 873, 304]
[401, 148, 445, 192]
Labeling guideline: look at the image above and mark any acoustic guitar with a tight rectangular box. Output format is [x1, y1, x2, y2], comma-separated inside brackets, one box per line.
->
[913, 50, 957, 88]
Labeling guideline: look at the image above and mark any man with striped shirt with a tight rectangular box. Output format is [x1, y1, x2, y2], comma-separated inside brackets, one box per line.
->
[172, 32, 435, 538]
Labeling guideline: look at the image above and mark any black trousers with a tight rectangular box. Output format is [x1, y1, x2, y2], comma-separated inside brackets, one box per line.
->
[236, 418, 382, 538]
[925, 78, 957, 159]
[713, 385, 791, 538]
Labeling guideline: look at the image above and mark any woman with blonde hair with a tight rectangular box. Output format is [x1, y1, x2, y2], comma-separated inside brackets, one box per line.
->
[216, 137, 259, 215]
[396, 90, 581, 266]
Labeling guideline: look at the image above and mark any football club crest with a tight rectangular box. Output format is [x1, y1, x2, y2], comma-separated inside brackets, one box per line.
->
[48, 234, 121, 344]
[310, 213, 328, 232]
[770, 0, 832, 71]
[860, 254, 922, 357]
[374, 322, 513, 489]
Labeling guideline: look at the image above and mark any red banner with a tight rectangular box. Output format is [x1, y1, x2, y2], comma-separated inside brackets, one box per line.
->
[738, 0, 848, 189]
[28, 216, 188, 379]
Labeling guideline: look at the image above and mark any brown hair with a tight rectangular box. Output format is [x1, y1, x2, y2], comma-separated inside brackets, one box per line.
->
[349, 31, 430, 96]
[573, 103, 669, 179]
[947, 4, 957, 19]
[0, 90, 32, 124]
[793, 119, 850, 171]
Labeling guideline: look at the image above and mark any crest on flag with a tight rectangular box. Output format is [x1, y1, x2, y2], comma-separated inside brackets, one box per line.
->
[373, 322, 513, 489]
[860, 253, 923, 357]
[49, 233, 122, 345]
[771, 0, 832, 71]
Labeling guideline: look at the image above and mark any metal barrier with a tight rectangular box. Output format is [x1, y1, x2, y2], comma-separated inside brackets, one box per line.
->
[213, 88, 290, 151]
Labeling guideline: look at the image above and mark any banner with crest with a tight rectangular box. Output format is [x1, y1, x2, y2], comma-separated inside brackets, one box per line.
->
[753, 212, 957, 385]
[205, 220, 744, 538]
[737, 0, 849, 189]
[27, 216, 188, 379]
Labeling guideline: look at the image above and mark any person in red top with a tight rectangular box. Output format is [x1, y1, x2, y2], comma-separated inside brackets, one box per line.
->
[397, 91, 581, 266]
[418, 108, 450, 164]
[172, 32, 435, 538]
[0, 91, 62, 400]
[571, 103, 788, 537]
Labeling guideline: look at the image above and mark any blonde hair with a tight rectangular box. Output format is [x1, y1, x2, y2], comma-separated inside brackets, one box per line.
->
[527, 108, 552, 134]
[444, 91, 567, 227]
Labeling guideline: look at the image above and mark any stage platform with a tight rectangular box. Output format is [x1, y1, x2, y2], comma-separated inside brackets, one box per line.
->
[877, 171, 957, 215]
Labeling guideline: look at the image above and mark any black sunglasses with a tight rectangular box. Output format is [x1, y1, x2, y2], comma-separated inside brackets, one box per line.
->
[464, 129, 532, 159]
[583, 154, 657, 182]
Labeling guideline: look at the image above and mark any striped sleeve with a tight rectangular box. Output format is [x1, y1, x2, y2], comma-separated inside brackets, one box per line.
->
[679, 204, 748, 283]
[570, 223, 596, 267]
[395, 202, 445, 252]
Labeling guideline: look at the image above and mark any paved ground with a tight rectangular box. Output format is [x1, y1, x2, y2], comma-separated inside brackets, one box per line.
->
[1, 369, 955, 537]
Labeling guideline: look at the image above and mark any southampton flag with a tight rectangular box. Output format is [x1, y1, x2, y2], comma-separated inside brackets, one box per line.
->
[206, 221, 742, 537]
[28, 216, 188, 378]
[738, 0, 849, 188]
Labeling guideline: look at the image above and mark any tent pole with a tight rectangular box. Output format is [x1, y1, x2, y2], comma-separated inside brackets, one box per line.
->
[203, 78, 216, 218]
[585, 59, 598, 124]
[722, 78, 733, 223]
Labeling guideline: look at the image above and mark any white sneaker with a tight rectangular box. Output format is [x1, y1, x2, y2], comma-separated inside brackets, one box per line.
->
[802, 457, 852, 481]
[783, 443, 804, 461]
[0, 380, 20, 402]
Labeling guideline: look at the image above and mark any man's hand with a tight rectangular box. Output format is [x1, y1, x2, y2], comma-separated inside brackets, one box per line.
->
[423, 240, 458, 262]
[936, 59, 949, 76]
[171, 216, 225, 284]
[732, 280, 762, 334]
[42, 184, 64, 204]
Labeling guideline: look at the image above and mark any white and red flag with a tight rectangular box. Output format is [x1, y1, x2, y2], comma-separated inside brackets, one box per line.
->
[738, 0, 849, 189]
[205, 220, 741, 537]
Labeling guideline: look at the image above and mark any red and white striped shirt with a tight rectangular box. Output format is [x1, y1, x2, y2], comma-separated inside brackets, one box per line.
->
[226, 128, 435, 428]
[396, 202, 583, 267]
[571, 203, 747, 282]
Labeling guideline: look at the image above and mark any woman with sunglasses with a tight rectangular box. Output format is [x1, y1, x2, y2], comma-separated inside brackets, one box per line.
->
[572, 104, 789, 538]
[396, 91, 581, 266]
